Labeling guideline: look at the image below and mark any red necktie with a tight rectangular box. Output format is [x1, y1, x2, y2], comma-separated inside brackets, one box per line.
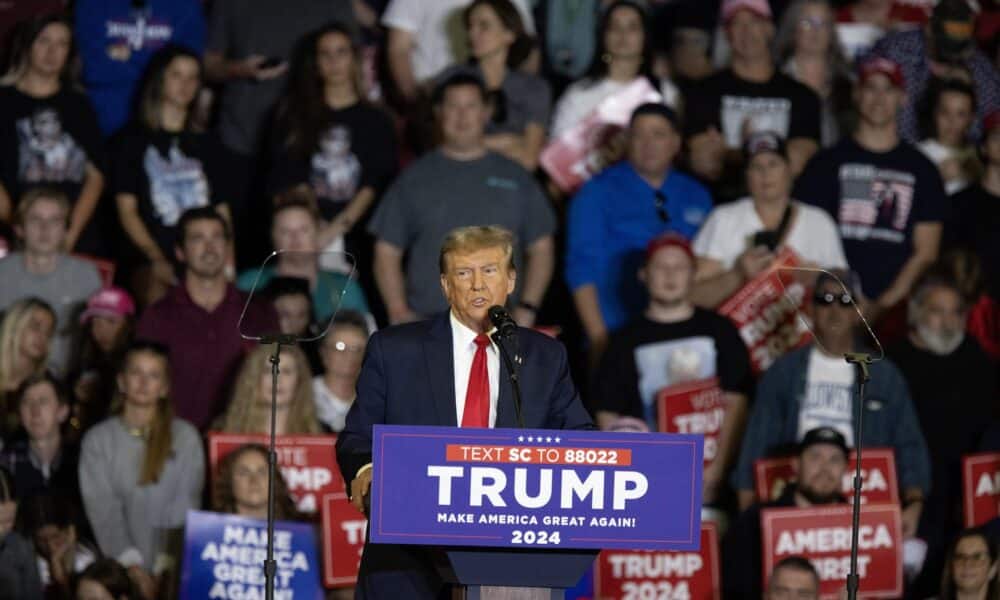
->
[461, 334, 491, 428]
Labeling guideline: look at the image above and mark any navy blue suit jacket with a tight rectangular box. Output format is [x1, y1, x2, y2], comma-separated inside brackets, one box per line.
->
[335, 312, 593, 599]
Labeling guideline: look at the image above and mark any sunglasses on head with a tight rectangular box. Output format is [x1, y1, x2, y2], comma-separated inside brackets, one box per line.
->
[813, 291, 853, 307]
[654, 191, 671, 223]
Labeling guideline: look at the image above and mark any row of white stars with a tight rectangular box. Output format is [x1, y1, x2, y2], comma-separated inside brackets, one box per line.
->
[517, 436, 561, 443]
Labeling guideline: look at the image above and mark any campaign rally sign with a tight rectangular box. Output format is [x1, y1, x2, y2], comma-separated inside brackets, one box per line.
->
[718, 248, 812, 374]
[207, 433, 343, 514]
[962, 452, 1000, 527]
[540, 78, 662, 193]
[754, 449, 899, 505]
[761, 504, 903, 599]
[594, 522, 720, 600]
[321, 493, 366, 588]
[179, 510, 323, 600]
[369, 425, 703, 551]
[657, 378, 725, 470]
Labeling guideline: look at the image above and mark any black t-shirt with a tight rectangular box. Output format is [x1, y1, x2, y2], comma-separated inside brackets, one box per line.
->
[794, 138, 946, 298]
[0, 85, 105, 206]
[114, 125, 231, 261]
[947, 183, 1000, 299]
[683, 68, 822, 144]
[593, 309, 753, 428]
[269, 102, 398, 221]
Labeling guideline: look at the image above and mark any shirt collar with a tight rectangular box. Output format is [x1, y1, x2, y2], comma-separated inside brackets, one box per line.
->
[449, 311, 496, 351]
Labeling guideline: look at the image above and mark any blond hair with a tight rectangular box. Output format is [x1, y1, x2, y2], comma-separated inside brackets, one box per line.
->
[438, 225, 515, 274]
[0, 297, 55, 396]
[219, 344, 320, 434]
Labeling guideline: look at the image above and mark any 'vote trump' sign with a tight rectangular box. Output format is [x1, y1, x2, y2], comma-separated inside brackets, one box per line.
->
[369, 425, 703, 551]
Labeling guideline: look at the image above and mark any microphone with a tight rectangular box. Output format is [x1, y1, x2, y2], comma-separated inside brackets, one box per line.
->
[488, 305, 517, 338]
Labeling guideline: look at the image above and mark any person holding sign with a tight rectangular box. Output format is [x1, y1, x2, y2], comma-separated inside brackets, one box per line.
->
[78, 341, 205, 590]
[723, 426, 849, 600]
[217, 343, 322, 434]
[691, 130, 846, 309]
[733, 272, 930, 523]
[336, 225, 593, 599]
[593, 233, 752, 504]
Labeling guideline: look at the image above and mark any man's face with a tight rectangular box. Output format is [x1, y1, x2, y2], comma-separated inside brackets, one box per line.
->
[856, 74, 905, 128]
[797, 443, 848, 503]
[727, 10, 774, 62]
[274, 293, 312, 336]
[811, 281, 858, 346]
[642, 246, 693, 306]
[440, 246, 516, 331]
[767, 566, 820, 600]
[627, 115, 679, 178]
[272, 207, 318, 254]
[177, 218, 227, 278]
[438, 85, 489, 151]
[913, 285, 965, 355]
[19, 198, 67, 256]
[19, 381, 66, 442]
[746, 152, 791, 204]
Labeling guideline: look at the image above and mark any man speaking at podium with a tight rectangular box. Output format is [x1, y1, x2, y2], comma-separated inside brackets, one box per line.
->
[336, 225, 593, 598]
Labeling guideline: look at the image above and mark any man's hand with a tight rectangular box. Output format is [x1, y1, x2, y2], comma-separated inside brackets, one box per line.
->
[234, 55, 288, 81]
[512, 306, 537, 329]
[736, 246, 774, 281]
[901, 500, 923, 539]
[701, 463, 724, 505]
[350, 468, 374, 514]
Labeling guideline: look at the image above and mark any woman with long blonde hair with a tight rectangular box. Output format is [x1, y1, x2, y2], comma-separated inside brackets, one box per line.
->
[218, 343, 321, 435]
[0, 297, 55, 434]
[79, 341, 204, 580]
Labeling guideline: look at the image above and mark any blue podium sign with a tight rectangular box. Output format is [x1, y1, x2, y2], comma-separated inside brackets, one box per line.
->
[369, 425, 703, 551]
[179, 510, 324, 600]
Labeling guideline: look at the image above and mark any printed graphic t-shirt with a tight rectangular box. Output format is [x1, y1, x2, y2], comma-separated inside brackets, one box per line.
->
[798, 347, 855, 445]
[794, 138, 946, 298]
[0, 86, 104, 208]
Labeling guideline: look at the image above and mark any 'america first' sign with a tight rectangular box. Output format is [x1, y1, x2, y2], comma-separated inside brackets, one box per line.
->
[369, 425, 703, 551]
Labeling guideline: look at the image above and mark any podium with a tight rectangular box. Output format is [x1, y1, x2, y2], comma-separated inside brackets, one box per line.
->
[437, 547, 598, 599]
[369, 425, 705, 598]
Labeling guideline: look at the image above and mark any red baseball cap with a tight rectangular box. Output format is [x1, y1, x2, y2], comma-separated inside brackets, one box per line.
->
[645, 233, 694, 263]
[722, 0, 772, 23]
[79, 286, 136, 324]
[858, 56, 905, 88]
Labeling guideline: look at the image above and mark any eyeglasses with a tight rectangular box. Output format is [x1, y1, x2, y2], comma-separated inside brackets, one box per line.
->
[654, 191, 671, 223]
[325, 341, 365, 354]
[813, 291, 853, 307]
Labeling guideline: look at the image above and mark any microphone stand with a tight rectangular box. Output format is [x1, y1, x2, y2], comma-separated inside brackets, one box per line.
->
[843, 352, 872, 600]
[259, 333, 299, 600]
[491, 331, 525, 429]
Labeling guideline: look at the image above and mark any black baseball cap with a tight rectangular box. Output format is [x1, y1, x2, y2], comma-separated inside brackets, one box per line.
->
[799, 427, 850, 457]
[743, 130, 787, 162]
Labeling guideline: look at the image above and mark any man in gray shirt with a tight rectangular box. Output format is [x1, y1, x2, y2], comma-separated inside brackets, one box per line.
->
[369, 72, 556, 327]
[0, 188, 101, 374]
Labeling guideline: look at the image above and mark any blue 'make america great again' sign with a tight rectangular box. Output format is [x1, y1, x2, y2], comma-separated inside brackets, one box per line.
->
[368, 425, 704, 551]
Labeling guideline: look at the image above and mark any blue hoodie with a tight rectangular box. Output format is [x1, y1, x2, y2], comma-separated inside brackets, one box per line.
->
[75, 0, 206, 136]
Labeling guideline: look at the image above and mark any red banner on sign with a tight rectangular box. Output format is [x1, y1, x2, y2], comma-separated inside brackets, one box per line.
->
[594, 522, 720, 600]
[321, 492, 366, 588]
[718, 248, 812, 374]
[657, 378, 725, 470]
[207, 432, 343, 514]
[540, 78, 662, 193]
[753, 449, 899, 506]
[761, 504, 902, 599]
[962, 452, 1000, 527]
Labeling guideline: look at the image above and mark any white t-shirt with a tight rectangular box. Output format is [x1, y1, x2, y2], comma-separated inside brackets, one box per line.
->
[917, 139, 970, 195]
[381, 0, 535, 83]
[312, 377, 354, 433]
[797, 347, 856, 445]
[549, 77, 680, 139]
[692, 198, 848, 270]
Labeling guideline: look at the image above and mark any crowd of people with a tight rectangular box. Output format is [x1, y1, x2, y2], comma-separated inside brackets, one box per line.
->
[0, 0, 998, 598]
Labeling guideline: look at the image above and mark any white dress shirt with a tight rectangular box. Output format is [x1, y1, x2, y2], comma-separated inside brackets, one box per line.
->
[451, 311, 500, 427]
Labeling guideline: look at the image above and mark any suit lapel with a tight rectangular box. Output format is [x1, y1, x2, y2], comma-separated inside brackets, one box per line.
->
[424, 313, 458, 427]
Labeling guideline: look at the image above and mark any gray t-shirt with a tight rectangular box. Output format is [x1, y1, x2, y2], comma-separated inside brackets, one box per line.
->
[0, 253, 101, 375]
[207, 0, 357, 155]
[369, 150, 556, 315]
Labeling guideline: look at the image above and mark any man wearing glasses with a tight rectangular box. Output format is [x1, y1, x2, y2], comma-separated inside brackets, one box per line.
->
[565, 102, 712, 358]
[733, 271, 930, 539]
